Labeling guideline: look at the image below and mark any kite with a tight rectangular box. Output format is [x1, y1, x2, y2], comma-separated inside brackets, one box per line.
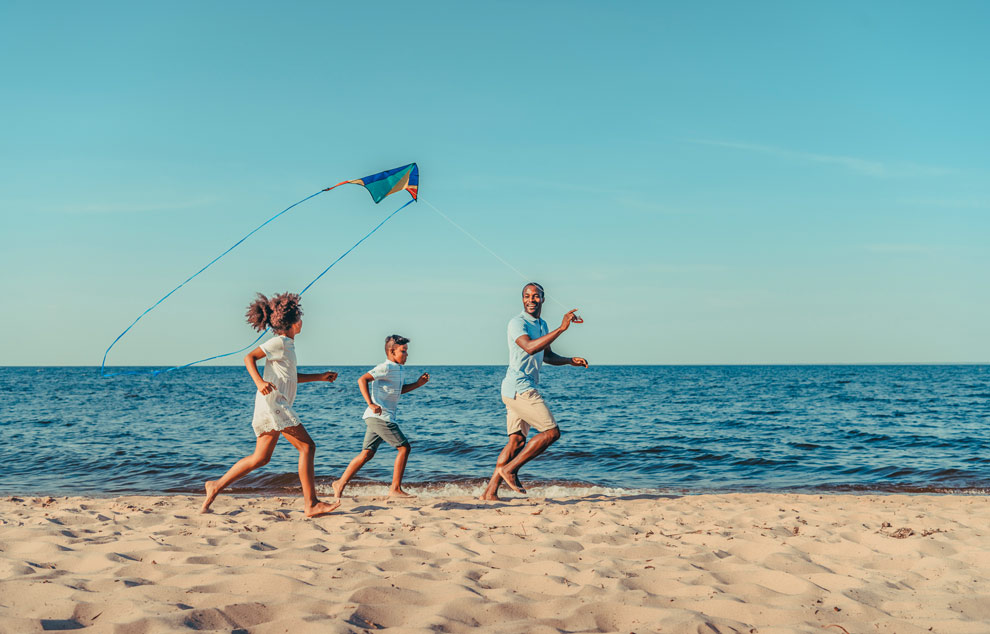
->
[101, 163, 419, 378]
[326, 163, 418, 202]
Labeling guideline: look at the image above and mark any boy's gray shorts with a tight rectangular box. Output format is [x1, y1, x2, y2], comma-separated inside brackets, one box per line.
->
[363, 417, 409, 451]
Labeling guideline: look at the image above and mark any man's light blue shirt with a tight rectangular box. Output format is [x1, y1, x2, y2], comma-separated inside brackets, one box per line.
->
[501, 311, 549, 398]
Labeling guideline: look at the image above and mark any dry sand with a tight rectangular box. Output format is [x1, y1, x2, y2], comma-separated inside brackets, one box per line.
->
[1, 491, 987, 633]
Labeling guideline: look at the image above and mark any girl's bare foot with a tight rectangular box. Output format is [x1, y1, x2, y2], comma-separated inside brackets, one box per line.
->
[388, 488, 416, 499]
[331, 479, 344, 500]
[200, 480, 219, 514]
[479, 492, 500, 501]
[305, 500, 341, 517]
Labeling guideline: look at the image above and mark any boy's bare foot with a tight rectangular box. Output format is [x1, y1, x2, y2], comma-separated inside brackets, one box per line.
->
[495, 467, 527, 494]
[305, 500, 341, 517]
[200, 480, 219, 514]
[331, 479, 344, 500]
[479, 492, 500, 501]
[388, 488, 416, 499]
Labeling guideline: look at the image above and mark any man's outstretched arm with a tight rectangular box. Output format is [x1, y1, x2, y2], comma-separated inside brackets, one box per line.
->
[544, 347, 589, 367]
[514, 309, 582, 356]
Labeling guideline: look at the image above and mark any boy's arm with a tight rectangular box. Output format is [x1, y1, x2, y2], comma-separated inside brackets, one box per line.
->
[358, 373, 382, 415]
[298, 370, 338, 384]
[244, 347, 276, 394]
[401, 372, 431, 394]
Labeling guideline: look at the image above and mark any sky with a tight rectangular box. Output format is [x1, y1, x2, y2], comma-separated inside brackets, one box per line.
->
[1, 1, 988, 366]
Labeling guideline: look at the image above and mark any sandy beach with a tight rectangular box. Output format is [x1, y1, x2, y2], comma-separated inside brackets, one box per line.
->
[0, 492, 987, 633]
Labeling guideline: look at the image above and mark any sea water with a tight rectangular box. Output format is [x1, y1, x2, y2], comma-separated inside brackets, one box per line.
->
[1, 365, 987, 497]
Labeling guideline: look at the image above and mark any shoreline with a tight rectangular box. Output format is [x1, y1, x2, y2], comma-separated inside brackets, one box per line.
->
[2, 492, 987, 633]
[5, 480, 989, 499]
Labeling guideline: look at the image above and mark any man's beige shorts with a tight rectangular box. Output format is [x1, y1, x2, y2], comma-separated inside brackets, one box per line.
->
[502, 389, 557, 436]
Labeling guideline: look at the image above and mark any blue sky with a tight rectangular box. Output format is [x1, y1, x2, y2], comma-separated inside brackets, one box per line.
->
[2, 1, 987, 366]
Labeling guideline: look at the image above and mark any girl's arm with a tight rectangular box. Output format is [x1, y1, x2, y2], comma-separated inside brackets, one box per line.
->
[244, 348, 275, 394]
[401, 372, 430, 394]
[298, 371, 338, 384]
[358, 373, 382, 415]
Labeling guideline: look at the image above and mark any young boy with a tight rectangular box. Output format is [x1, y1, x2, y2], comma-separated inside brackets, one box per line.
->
[332, 334, 429, 499]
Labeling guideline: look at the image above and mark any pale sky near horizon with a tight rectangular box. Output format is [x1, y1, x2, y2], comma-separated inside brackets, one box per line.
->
[2, 1, 988, 366]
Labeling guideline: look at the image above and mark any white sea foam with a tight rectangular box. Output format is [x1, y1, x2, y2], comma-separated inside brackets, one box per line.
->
[315, 482, 660, 500]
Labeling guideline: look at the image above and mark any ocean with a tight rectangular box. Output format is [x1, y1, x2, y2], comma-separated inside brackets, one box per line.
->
[1, 365, 988, 497]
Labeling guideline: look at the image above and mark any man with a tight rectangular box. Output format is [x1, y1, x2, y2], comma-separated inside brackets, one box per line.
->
[480, 282, 588, 500]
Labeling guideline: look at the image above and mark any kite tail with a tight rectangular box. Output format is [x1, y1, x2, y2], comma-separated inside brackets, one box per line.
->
[100, 189, 327, 378]
[101, 197, 416, 378]
[149, 330, 269, 378]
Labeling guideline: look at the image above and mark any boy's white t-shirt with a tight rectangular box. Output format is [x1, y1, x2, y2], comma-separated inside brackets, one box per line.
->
[251, 335, 301, 434]
[363, 360, 415, 423]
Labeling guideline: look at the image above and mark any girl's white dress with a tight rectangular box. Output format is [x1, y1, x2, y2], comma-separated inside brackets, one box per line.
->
[251, 335, 303, 436]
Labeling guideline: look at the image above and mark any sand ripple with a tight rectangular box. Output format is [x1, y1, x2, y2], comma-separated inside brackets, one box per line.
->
[1, 493, 987, 633]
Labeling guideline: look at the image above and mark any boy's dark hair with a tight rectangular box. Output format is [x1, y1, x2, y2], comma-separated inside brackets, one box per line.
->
[522, 282, 544, 297]
[246, 292, 303, 334]
[385, 334, 410, 354]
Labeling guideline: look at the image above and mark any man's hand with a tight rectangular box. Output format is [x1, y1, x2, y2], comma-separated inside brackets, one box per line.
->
[570, 357, 589, 368]
[559, 309, 583, 332]
[257, 381, 277, 395]
[320, 371, 338, 383]
[418, 372, 430, 385]
[369, 403, 383, 415]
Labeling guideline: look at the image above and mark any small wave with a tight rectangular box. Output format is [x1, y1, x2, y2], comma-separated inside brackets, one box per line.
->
[732, 457, 791, 467]
[315, 480, 658, 499]
[164, 473, 660, 499]
[813, 483, 990, 495]
[842, 429, 892, 443]
[868, 411, 908, 419]
[689, 452, 730, 462]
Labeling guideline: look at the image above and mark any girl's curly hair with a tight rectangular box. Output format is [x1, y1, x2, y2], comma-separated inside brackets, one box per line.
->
[245, 292, 303, 334]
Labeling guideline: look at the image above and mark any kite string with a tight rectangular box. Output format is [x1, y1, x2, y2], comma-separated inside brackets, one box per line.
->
[102, 197, 414, 378]
[420, 198, 571, 311]
[152, 330, 268, 377]
[299, 198, 415, 295]
[100, 189, 327, 377]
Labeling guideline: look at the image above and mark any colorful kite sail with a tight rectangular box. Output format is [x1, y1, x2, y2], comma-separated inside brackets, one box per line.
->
[101, 163, 419, 377]
[326, 163, 418, 202]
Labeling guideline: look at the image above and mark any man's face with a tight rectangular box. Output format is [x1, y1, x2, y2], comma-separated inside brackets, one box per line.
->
[522, 285, 544, 317]
[388, 343, 409, 365]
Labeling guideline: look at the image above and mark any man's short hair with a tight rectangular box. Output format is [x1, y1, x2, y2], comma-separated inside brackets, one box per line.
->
[522, 282, 544, 297]
[385, 334, 410, 354]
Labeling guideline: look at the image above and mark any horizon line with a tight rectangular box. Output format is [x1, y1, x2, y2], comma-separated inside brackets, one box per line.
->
[7, 362, 989, 369]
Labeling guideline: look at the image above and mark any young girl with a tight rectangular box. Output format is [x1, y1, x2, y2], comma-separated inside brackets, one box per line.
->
[201, 292, 340, 517]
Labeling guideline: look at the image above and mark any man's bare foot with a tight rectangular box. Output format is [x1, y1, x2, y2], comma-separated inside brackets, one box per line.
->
[479, 492, 500, 501]
[331, 479, 344, 500]
[305, 500, 341, 517]
[200, 480, 219, 514]
[388, 488, 416, 499]
[495, 467, 527, 494]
